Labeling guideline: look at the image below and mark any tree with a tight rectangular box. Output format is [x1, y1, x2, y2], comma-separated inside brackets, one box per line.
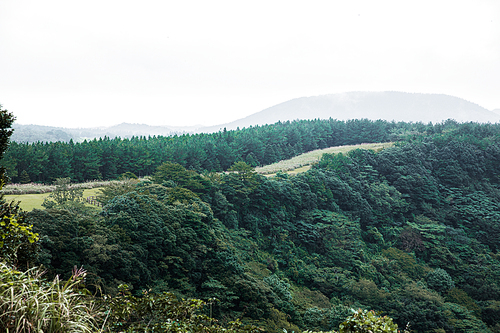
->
[0, 105, 15, 174]
[427, 268, 455, 294]
[42, 178, 84, 209]
[0, 105, 39, 268]
[336, 309, 408, 333]
[19, 170, 31, 184]
[153, 161, 209, 194]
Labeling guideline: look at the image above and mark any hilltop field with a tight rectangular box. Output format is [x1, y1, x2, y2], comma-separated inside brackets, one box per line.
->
[3, 142, 393, 211]
[256, 142, 393, 176]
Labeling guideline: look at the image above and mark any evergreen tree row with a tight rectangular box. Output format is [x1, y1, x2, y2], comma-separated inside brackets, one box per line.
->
[2, 118, 418, 183]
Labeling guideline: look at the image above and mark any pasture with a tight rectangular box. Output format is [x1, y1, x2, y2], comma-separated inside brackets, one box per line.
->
[255, 142, 393, 176]
[4, 188, 103, 211]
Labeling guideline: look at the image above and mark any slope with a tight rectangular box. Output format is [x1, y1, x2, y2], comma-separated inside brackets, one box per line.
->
[199, 91, 500, 132]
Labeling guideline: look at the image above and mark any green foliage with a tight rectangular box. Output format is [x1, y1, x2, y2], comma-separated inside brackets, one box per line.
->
[104, 284, 262, 333]
[327, 304, 352, 330]
[337, 309, 404, 333]
[263, 274, 292, 302]
[3, 118, 403, 183]
[0, 108, 38, 267]
[42, 177, 84, 209]
[97, 178, 138, 205]
[14, 118, 500, 332]
[153, 161, 209, 194]
[18, 170, 30, 184]
[303, 306, 328, 329]
[350, 279, 389, 307]
[442, 302, 491, 333]
[0, 211, 39, 267]
[0, 105, 15, 173]
[445, 288, 481, 317]
[426, 268, 455, 294]
[382, 247, 427, 280]
[119, 171, 138, 179]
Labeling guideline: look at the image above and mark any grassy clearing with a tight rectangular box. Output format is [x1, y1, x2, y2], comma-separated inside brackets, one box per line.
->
[1, 179, 126, 195]
[2, 143, 393, 208]
[5, 188, 103, 211]
[256, 142, 393, 176]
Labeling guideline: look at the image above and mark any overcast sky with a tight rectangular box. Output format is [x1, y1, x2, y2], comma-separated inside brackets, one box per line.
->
[1, 0, 499, 128]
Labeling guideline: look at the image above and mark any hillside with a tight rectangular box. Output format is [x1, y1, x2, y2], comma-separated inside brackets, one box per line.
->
[10, 122, 192, 143]
[198, 92, 500, 132]
[23, 122, 500, 332]
[5, 119, 500, 332]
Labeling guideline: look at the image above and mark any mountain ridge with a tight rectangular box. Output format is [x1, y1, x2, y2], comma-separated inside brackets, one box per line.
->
[197, 91, 500, 132]
[11, 91, 500, 142]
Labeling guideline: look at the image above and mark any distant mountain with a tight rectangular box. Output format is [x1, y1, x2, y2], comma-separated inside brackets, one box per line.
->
[10, 123, 194, 143]
[11, 92, 499, 142]
[198, 92, 500, 132]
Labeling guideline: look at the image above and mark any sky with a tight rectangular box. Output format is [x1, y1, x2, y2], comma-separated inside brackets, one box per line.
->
[0, 0, 499, 128]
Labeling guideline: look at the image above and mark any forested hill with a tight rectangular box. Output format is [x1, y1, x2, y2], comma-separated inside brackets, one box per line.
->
[2, 118, 399, 183]
[5, 118, 500, 185]
[25, 119, 500, 332]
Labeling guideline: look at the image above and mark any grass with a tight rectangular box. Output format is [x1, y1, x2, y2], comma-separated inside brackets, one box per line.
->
[1, 180, 126, 195]
[256, 142, 393, 176]
[0, 263, 101, 332]
[1, 179, 132, 211]
[4, 188, 103, 211]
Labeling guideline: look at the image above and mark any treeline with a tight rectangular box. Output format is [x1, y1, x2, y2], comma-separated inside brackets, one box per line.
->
[2, 118, 420, 183]
[25, 120, 500, 332]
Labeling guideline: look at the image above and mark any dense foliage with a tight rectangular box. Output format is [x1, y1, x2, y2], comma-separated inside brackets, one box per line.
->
[3, 118, 404, 183]
[0, 105, 39, 268]
[5, 116, 500, 332]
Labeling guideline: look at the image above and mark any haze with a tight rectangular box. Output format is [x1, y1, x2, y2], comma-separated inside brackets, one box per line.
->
[0, 0, 499, 128]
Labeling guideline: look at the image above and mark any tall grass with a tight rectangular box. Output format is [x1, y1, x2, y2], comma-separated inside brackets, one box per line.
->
[2, 180, 130, 195]
[0, 263, 101, 332]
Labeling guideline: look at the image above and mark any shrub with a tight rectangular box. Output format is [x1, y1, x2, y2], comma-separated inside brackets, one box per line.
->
[103, 284, 262, 332]
[301, 309, 409, 333]
[338, 309, 404, 333]
[426, 268, 455, 294]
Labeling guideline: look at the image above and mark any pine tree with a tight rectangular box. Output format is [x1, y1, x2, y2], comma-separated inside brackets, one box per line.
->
[19, 170, 31, 184]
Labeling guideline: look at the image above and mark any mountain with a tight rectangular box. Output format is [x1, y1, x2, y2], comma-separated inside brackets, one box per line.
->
[198, 91, 500, 132]
[11, 92, 499, 142]
[11, 123, 195, 143]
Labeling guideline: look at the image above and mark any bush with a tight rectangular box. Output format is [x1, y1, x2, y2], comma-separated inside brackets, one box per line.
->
[338, 309, 405, 333]
[103, 284, 263, 332]
[302, 309, 409, 333]
[427, 268, 455, 294]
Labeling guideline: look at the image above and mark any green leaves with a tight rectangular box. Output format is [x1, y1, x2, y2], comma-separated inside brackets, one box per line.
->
[103, 285, 262, 333]
[338, 309, 402, 333]
[42, 177, 85, 209]
[0, 214, 39, 266]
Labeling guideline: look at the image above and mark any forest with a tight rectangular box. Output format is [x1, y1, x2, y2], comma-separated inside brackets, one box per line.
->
[2, 110, 500, 332]
[1, 118, 437, 183]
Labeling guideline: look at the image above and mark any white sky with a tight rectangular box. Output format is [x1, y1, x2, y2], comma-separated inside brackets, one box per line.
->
[0, 0, 499, 128]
